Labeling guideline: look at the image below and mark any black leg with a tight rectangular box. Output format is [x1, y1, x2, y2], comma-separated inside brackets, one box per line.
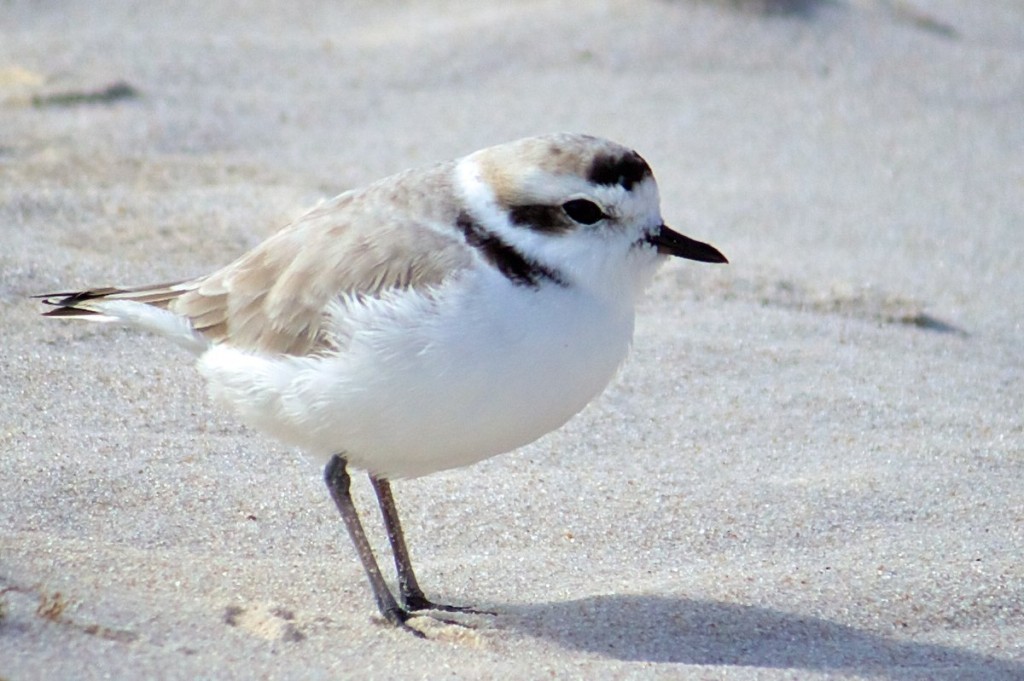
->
[370, 475, 493, 615]
[324, 454, 423, 637]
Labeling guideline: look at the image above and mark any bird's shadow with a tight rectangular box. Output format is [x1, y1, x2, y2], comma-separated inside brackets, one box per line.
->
[490, 594, 1020, 680]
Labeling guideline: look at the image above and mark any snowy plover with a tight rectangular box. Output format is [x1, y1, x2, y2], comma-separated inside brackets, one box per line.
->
[39, 133, 726, 636]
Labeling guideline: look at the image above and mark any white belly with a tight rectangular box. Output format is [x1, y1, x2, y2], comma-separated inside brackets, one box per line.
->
[198, 273, 635, 478]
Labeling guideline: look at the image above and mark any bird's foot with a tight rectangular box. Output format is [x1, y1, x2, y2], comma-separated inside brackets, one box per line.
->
[379, 606, 427, 638]
[403, 593, 496, 616]
[379, 605, 484, 637]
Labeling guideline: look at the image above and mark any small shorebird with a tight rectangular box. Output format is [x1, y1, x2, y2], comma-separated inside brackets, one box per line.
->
[39, 133, 727, 635]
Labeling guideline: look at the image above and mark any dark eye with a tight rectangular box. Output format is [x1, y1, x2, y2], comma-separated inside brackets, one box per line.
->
[562, 199, 605, 225]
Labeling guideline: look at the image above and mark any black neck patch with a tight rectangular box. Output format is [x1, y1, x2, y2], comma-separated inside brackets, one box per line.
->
[587, 151, 652, 191]
[457, 212, 568, 288]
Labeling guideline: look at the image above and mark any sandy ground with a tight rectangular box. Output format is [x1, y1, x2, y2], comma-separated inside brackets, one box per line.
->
[1, 1, 1022, 678]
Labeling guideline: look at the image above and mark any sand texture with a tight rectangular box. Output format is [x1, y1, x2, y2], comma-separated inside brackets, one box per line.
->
[1, 1, 1022, 679]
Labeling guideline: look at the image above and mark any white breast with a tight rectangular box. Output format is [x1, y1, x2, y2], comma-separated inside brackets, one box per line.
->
[197, 268, 636, 479]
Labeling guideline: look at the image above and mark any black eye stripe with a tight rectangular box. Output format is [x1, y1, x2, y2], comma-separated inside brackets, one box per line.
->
[508, 200, 609, 232]
[508, 205, 574, 233]
[457, 211, 568, 288]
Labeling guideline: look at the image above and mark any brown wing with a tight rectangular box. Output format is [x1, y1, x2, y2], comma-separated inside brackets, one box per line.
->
[43, 165, 474, 356]
[171, 196, 470, 354]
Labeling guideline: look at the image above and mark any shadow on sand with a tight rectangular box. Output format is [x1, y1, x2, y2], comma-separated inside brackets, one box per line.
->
[495, 594, 1020, 680]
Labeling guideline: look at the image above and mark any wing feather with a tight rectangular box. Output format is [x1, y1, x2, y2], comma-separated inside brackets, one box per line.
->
[41, 163, 474, 356]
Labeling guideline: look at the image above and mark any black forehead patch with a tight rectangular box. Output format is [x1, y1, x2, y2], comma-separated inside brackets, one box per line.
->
[587, 151, 652, 191]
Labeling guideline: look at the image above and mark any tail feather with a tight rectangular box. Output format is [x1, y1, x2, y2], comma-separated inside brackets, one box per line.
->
[37, 281, 210, 354]
[37, 282, 191, 317]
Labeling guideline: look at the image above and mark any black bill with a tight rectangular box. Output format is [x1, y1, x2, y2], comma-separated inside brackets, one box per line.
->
[646, 225, 728, 264]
